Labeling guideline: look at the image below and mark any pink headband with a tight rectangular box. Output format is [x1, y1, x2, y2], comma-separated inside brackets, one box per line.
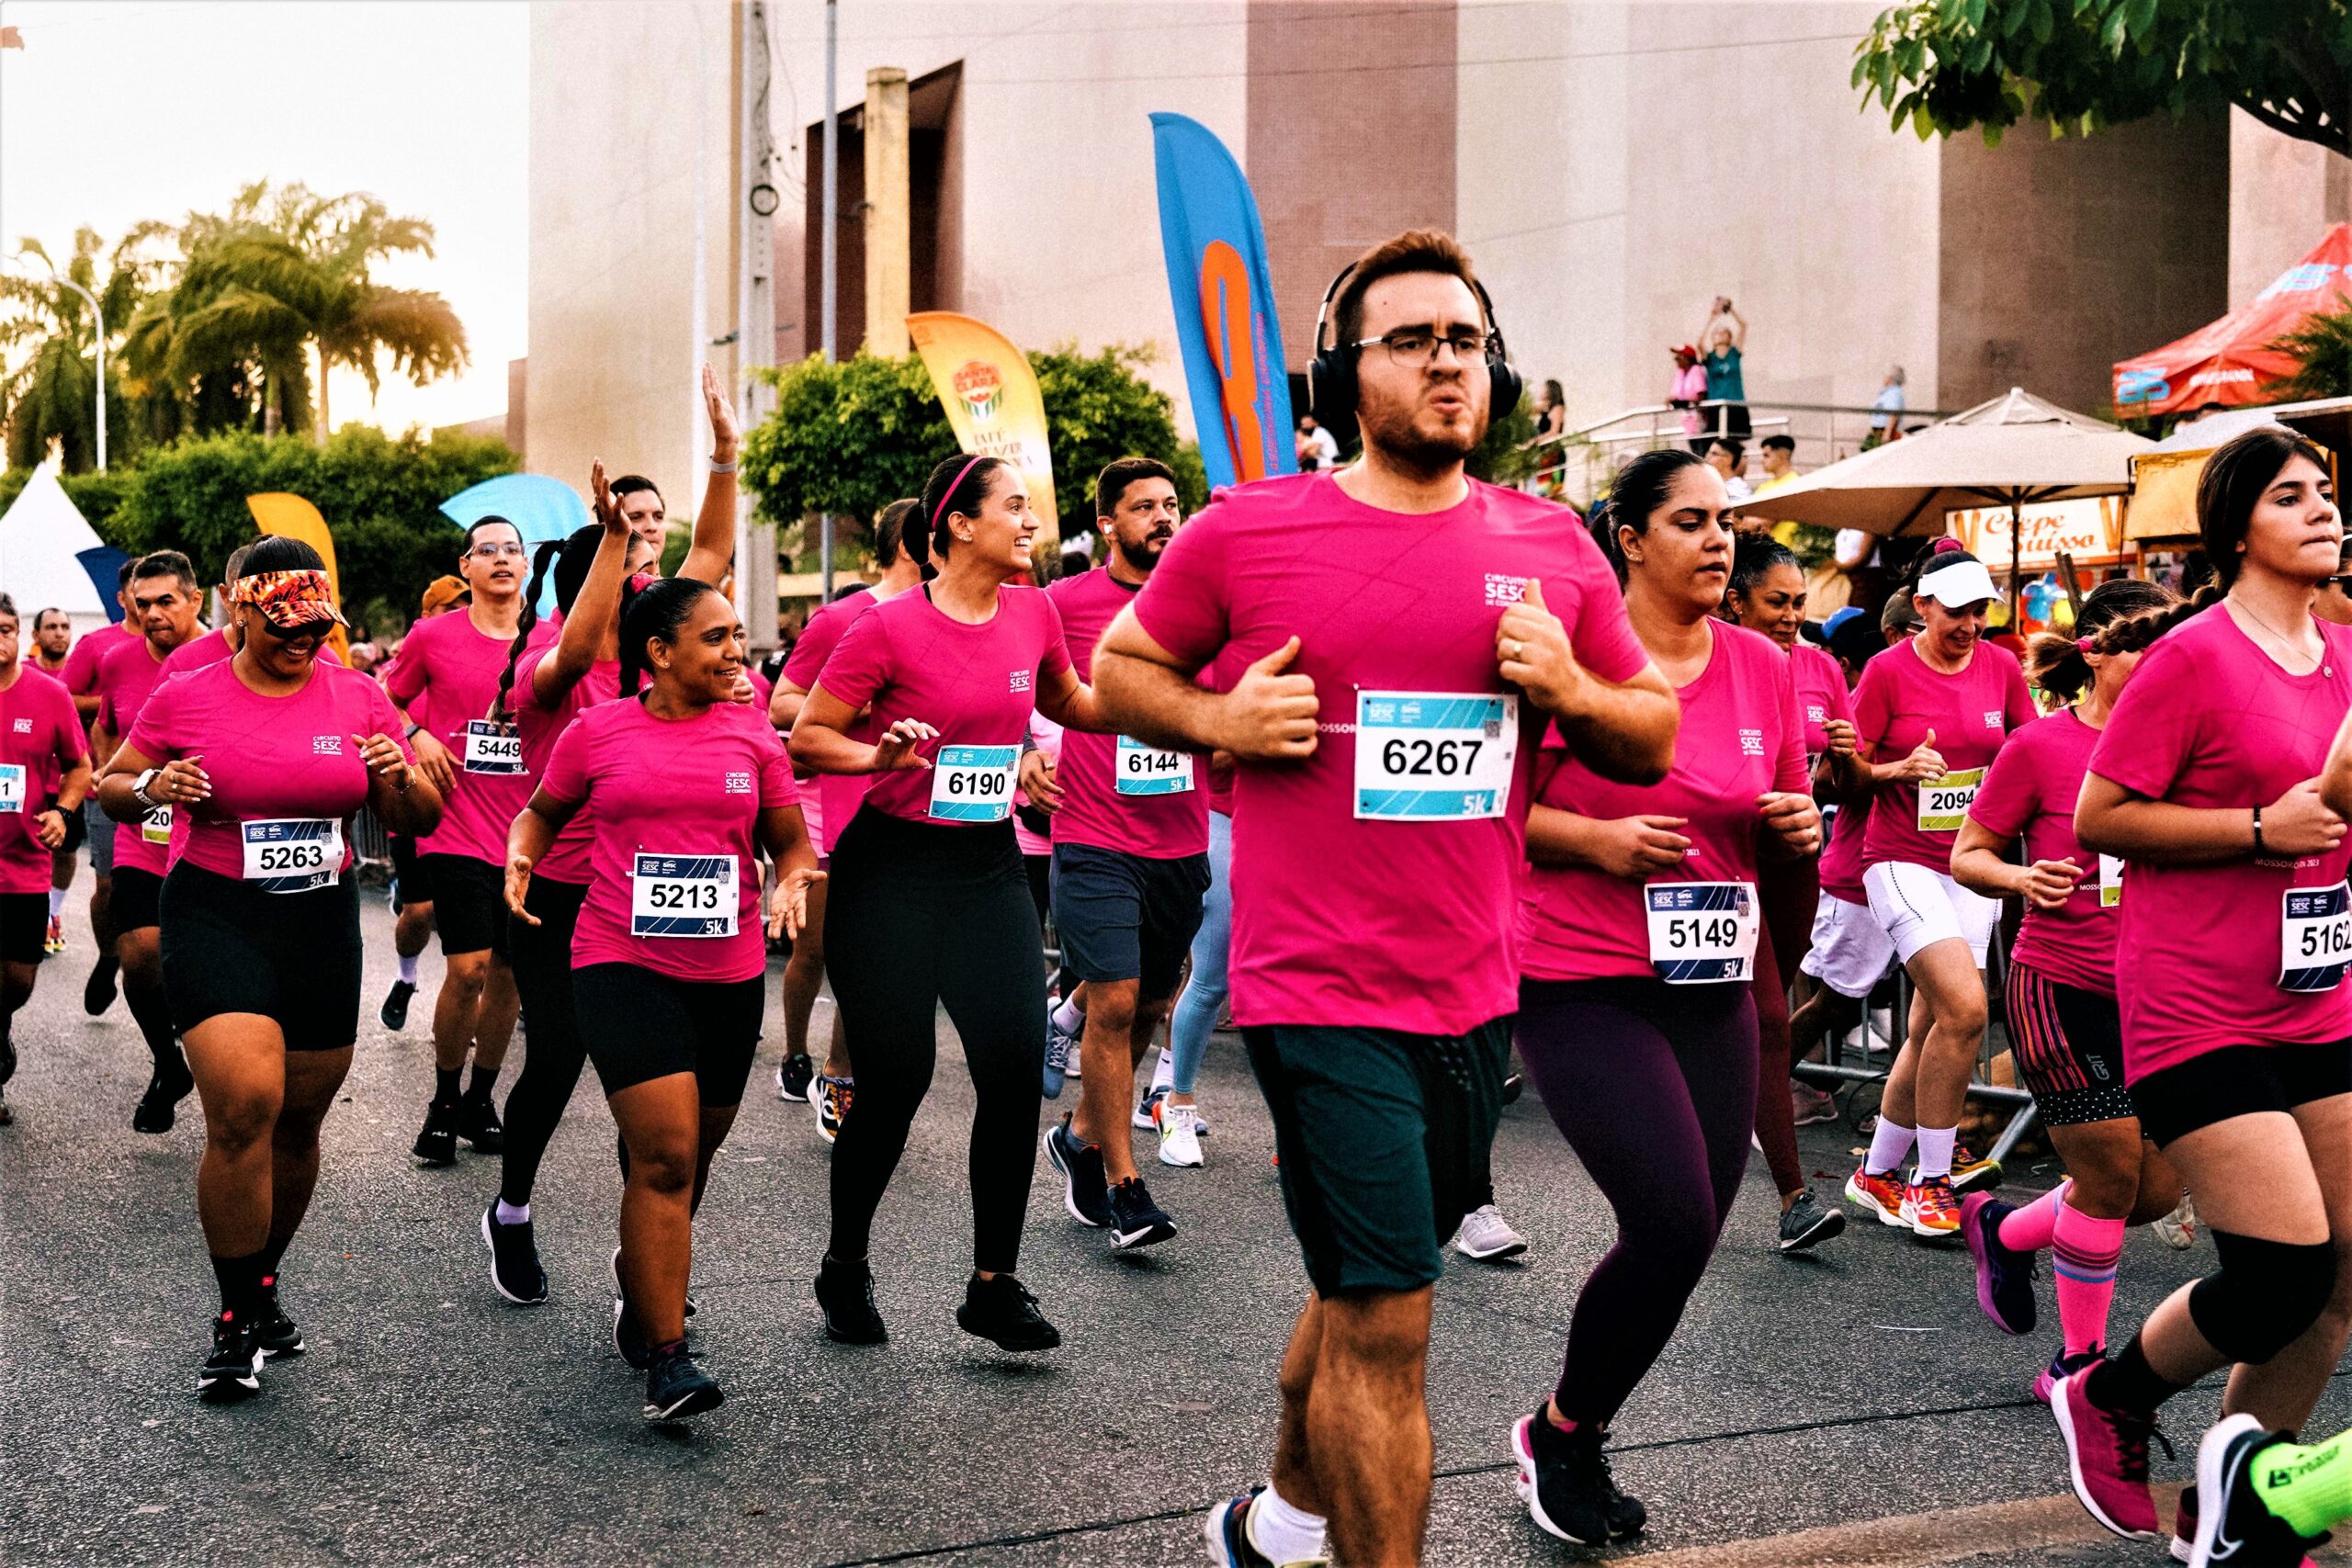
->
[932, 456, 989, 527]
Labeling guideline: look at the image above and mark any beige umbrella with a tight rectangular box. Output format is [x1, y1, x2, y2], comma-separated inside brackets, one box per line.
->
[1736, 387, 2156, 610]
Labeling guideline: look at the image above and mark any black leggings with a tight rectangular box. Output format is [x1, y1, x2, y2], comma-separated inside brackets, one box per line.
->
[499, 876, 589, 1209]
[1517, 975, 1758, 1427]
[826, 808, 1046, 1274]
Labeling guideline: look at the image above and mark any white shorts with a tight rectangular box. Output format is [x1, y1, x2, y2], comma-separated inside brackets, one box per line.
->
[1863, 859, 1997, 967]
[1800, 891, 1895, 998]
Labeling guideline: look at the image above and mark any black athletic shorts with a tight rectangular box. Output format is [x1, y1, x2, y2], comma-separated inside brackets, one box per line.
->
[158, 862, 362, 1051]
[0, 891, 44, 964]
[1049, 843, 1210, 998]
[2131, 1037, 2352, 1147]
[111, 864, 163, 935]
[2004, 961, 2134, 1127]
[421, 853, 509, 960]
[1244, 1018, 1511, 1296]
[574, 963, 764, 1102]
[390, 834, 430, 905]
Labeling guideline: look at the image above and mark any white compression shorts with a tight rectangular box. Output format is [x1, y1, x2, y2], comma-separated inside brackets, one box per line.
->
[1862, 859, 1997, 968]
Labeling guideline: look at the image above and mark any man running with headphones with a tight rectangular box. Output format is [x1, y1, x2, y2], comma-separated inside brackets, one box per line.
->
[1094, 229, 1679, 1568]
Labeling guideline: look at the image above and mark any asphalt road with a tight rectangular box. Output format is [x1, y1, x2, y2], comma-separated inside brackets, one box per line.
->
[5, 889, 2348, 1566]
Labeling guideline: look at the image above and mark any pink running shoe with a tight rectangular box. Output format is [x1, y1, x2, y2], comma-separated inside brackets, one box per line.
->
[2051, 1364, 2164, 1540]
[2034, 1347, 2103, 1406]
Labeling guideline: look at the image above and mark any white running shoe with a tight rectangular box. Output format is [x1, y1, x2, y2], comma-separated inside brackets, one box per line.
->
[1156, 1100, 1204, 1168]
[1453, 1203, 1529, 1261]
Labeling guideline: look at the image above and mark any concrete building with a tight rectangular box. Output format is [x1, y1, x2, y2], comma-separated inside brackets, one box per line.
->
[526, 0, 2346, 494]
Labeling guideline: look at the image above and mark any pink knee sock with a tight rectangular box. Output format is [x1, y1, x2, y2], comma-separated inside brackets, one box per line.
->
[1997, 1181, 2067, 1254]
[2051, 1199, 2125, 1359]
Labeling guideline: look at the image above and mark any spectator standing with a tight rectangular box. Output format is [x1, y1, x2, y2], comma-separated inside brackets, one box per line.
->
[1698, 296, 1750, 442]
[1668, 345, 1708, 451]
[1865, 367, 1906, 449]
[1706, 438, 1752, 502]
[1295, 415, 1340, 472]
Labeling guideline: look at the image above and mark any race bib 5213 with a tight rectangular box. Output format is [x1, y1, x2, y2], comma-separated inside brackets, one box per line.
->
[1352, 692, 1518, 821]
[630, 852, 738, 939]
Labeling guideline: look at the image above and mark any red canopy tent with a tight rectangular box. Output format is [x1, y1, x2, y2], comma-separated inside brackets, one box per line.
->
[2112, 224, 2352, 419]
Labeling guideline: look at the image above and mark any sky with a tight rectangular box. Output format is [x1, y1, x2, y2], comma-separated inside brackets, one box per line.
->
[0, 0, 528, 437]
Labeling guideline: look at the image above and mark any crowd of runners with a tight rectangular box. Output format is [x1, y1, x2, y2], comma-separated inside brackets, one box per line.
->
[10, 228, 2352, 1566]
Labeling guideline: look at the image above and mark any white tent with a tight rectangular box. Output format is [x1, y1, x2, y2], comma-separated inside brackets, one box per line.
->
[0, 465, 112, 627]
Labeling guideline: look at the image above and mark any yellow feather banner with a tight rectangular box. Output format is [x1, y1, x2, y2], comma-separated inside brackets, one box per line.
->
[243, 492, 351, 663]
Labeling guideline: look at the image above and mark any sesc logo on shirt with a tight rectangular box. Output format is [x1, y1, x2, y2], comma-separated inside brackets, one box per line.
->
[1804, 705, 1826, 727]
[1483, 574, 1527, 609]
[1983, 711, 2003, 729]
[1010, 669, 1033, 694]
[9, 718, 28, 735]
[724, 771, 752, 795]
[1739, 728, 1764, 757]
[313, 735, 344, 756]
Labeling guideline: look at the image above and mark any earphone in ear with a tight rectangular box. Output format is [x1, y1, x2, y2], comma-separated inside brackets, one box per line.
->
[1305, 263, 1523, 430]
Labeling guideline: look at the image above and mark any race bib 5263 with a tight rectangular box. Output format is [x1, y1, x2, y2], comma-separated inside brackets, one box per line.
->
[240, 818, 342, 894]
[1352, 692, 1518, 821]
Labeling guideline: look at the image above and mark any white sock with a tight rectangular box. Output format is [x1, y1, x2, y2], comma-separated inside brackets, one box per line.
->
[494, 1199, 529, 1225]
[1914, 1124, 1957, 1182]
[398, 953, 420, 985]
[1864, 1117, 1916, 1177]
[1149, 1045, 1173, 1092]
[1248, 1485, 1328, 1563]
[46, 886, 66, 919]
[1051, 995, 1085, 1032]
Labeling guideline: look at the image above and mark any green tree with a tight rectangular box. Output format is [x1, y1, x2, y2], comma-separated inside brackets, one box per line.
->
[742, 343, 1195, 567]
[1853, 0, 2351, 153]
[2269, 306, 2352, 400]
[123, 181, 468, 440]
[0, 227, 166, 471]
[100, 425, 515, 633]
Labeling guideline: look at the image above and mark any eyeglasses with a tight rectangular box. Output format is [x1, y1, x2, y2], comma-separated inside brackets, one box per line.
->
[1347, 330, 1499, 368]
[468, 542, 528, 560]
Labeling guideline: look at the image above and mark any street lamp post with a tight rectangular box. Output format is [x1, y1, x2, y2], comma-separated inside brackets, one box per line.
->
[13, 250, 105, 471]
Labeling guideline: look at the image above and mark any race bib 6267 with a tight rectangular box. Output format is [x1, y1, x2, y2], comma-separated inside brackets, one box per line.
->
[1352, 692, 1518, 821]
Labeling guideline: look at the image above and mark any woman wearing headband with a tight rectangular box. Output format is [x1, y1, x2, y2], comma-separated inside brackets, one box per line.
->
[1950, 580, 2184, 1408]
[792, 451, 1108, 1354]
[1844, 539, 2037, 1241]
[98, 537, 441, 1402]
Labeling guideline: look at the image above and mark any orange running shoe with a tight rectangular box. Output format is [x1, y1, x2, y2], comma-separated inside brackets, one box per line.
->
[1903, 1174, 1962, 1239]
[1843, 1165, 1906, 1226]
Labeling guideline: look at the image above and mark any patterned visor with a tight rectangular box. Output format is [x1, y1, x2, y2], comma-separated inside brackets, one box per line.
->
[232, 569, 347, 631]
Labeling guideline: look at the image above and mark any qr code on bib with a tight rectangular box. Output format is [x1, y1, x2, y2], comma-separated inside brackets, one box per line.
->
[1483, 718, 1501, 739]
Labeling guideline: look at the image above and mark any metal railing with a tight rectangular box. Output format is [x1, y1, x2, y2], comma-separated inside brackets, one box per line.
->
[1533, 398, 1951, 503]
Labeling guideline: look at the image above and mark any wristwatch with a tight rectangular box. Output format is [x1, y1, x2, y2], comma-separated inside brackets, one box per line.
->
[130, 768, 161, 809]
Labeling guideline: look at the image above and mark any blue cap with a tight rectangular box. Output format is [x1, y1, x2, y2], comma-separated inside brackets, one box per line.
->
[1802, 606, 1864, 646]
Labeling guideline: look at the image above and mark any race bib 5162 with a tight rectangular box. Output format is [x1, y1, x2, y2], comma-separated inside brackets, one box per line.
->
[2281, 881, 2352, 994]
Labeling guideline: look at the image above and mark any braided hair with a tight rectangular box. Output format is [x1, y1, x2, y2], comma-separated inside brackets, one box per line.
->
[493, 525, 644, 718]
[2024, 578, 2176, 704]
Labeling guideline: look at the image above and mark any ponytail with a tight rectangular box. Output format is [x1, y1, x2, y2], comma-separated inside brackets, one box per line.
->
[495, 537, 567, 719]
[2091, 582, 2221, 660]
[616, 576, 717, 700]
[2023, 578, 2176, 703]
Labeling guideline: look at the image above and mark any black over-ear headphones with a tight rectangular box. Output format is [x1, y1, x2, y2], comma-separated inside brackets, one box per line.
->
[1306, 261, 1524, 430]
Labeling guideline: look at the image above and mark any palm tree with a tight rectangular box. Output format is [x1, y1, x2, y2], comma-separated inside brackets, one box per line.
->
[0, 228, 159, 470]
[2269, 308, 2352, 403]
[127, 181, 468, 439]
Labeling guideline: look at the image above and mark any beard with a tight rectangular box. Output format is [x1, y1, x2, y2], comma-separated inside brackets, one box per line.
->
[1355, 387, 1485, 475]
[1111, 532, 1169, 575]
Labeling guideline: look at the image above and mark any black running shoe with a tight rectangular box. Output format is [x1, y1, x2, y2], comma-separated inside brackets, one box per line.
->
[413, 1099, 458, 1167]
[1503, 1072, 1525, 1105]
[1511, 1411, 1645, 1545]
[1777, 1190, 1847, 1254]
[378, 978, 416, 1032]
[1106, 1176, 1177, 1250]
[198, 1314, 264, 1402]
[775, 1051, 815, 1103]
[481, 1203, 547, 1304]
[2194, 1413, 2331, 1567]
[82, 955, 118, 1017]
[956, 1272, 1061, 1352]
[643, 1341, 723, 1422]
[1044, 1115, 1112, 1227]
[254, 1281, 305, 1359]
[0, 1033, 15, 1087]
[1962, 1192, 2038, 1336]
[814, 1255, 887, 1344]
[0, 1085, 11, 1126]
[132, 1050, 195, 1135]
[456, 1090, 503, 1154]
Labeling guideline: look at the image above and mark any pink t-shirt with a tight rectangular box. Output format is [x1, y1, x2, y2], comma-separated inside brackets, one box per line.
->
[126, 660, 413, 885]
[1520, 623, 1806, 981]
[1967, 708, 2115, 997]
[784, 589, 888, 856]
[1819, 795, 1871, 905]
[513, 646, 621, 886]
[61, 620, 136, 698]
[1672, 365, 1708, 435]
[1044, 567, 1208, 860]
[811, 585, 1073, 826]
[95, 636, 181, 876]
[1854, 637, 2037, 872]
[537, 697, 796, 984]
[2089, 609, 2352, 1077]
[384, 609, 535, 866]
[0, 668, 87, 894]
[1792, 643, 1851, 763]
[1132, 471, 1649, 1035]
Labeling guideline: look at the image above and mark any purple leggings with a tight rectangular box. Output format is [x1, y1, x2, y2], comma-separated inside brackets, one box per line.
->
[1518, 976, 1758, 1426]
